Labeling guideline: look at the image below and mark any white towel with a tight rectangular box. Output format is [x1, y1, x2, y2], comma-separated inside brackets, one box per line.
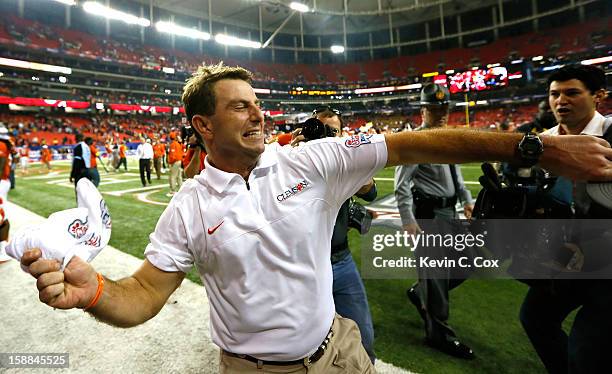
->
[6, 178, 112, 271]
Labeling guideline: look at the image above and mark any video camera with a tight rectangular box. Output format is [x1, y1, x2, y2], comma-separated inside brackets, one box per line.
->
[472, 162, 569, 219]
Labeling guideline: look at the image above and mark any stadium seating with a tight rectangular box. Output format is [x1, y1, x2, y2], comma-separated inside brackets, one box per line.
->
[2, 12, 606, 85]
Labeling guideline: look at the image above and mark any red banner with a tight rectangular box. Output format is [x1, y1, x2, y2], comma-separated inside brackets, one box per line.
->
[108, 104, 172, 113]
[0, 96, 90, 109]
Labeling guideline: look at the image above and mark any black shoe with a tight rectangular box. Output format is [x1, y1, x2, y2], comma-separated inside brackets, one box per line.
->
[406, 285, 427, 322]
[426, 338, 475, 360]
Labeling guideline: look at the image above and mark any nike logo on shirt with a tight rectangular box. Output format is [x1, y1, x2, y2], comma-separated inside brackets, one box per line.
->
[207, 221, 224, 235]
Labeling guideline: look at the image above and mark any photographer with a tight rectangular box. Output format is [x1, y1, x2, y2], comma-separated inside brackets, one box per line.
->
[394, 84, 475, 359]
[292, 106, 377, 363]
[517, 65, 612, 374]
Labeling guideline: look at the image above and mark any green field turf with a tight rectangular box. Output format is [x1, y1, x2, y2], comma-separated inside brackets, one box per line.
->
[10, 159, 566, 374]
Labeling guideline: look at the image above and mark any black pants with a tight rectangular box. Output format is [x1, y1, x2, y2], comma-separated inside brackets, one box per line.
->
[413, 199, 474, 343]
[116, 157, 127, 171]
[520, 280, 612, 374]
[139, 159, 151, 186]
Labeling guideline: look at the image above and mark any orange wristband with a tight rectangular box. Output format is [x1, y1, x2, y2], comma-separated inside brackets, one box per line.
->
[83, 273, 104, 311]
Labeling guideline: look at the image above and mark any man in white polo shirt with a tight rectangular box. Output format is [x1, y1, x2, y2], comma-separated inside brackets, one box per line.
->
[21, 63, 612, 373]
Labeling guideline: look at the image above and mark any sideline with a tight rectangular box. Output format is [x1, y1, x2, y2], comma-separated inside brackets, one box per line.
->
[0, 201, 414, 373]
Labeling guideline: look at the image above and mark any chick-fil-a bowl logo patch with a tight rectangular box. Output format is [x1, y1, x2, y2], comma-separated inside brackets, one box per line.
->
[345, 134, 373, 148]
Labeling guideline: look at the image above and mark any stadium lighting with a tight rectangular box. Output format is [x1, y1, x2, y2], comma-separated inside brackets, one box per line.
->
[0, 57, 72, 74]
[83, 2, 151, 27]
[511, 59, 524, 64]
[58, 76, 67, 83]
[289, 2, 309, 12]
[532, 55, 544, 61]
[155, 21, 210, 40]
[253, 88, 271, 94]
[52, 0, 76, 5]
[486, 63, 500, 68]
[330, 45, 345, 54]
[581, 56, 612, 65]
[215, 34, 261, 49]
[445, 70, 455, 74]
[354, 86, 395, 94]
[396, 83, 422, 91]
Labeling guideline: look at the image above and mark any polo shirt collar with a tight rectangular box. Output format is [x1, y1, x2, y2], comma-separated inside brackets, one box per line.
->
[199, 145, 279, 193]
[549, 111, 606, 136]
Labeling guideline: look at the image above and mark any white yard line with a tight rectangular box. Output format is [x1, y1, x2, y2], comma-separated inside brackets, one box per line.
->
[103, 184, 166, 197]
[135, 189, 170, 207]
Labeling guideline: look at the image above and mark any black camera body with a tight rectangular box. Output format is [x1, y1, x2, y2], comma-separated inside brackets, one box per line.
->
[348, 200, 373, 235]
[180, 125, 194, 142]
[299, 118, 337, 141]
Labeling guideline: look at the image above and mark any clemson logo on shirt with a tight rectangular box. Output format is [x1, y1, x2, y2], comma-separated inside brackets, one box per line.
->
[68, 218, 88, 239]
[345, 134, 373, 148]
[277, 179, 311, 202]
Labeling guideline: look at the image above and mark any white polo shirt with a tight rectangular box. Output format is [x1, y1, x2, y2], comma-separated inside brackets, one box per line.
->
[144, 134, 387, 361]
[542, 111, 610, 136]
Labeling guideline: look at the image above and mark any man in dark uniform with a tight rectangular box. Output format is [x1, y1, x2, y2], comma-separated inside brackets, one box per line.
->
[394, 83, 475, 359]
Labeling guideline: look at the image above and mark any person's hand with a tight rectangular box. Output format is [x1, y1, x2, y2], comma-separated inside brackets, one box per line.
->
[402, 222, 422, 237]
[463, 204, 474, 220]
[290, 128, 306, 147]
[21, 249, 99, 310]
[540, 135, 612, 181]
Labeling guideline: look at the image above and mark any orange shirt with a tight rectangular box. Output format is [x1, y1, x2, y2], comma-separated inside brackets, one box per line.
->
[168, 140, 184, 164]
[90, 144, 98, 168]
[41, 147, 52, 162]
[153, 143, 166, 158]
[0, 142, 9, 180]
[119, 144, 126, 158]
[182, 147, 206, 171]
[19, 147, 29, 157]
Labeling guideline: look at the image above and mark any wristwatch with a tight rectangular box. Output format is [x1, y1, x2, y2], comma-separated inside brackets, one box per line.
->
[517, 132, 544, 167]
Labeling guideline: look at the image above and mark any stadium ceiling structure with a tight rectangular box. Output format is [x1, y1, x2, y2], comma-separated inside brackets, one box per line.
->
[133, 0, 502, 36]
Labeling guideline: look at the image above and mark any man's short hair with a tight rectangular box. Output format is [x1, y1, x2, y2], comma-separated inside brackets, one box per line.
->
[182, 62, 253, 122]
[313, 108, 343, 127]
[547, 65, 606, 94]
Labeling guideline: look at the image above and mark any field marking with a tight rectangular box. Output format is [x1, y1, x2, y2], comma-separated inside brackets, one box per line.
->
[375, 177, 479, 185]
[104, 185, 166, 197]
[98, 178, 141, 186]
[136, 190, 169, 207]
[25, 171, 69, 180]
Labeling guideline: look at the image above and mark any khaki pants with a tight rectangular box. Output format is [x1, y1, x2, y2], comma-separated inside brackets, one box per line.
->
[154, 157, 162, 180]
[219, 314, 375, 373]
[169, 161, 183, 192]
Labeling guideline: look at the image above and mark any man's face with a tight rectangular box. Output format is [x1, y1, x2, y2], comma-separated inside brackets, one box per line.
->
[199, 79, 264, 161]
[315, 114, 342, 137]
[421, 105, 449, 128]
[549, 79, 601, 131]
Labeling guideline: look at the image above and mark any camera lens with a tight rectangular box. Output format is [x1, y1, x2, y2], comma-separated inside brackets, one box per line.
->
[300, 118, 325, 140]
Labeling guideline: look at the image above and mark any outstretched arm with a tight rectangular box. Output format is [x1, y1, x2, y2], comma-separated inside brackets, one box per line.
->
[384, 129, 612, 181]
[22, 250, 185, 328]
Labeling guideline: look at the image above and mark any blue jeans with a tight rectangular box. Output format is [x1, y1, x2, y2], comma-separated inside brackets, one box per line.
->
[332, 253, 376, 363]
